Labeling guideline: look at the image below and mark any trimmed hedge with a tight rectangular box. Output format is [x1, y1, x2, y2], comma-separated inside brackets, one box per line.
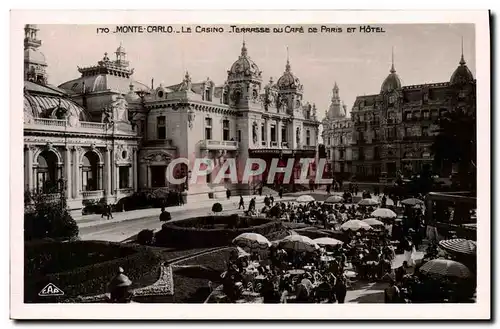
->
[24, 240, 161, 303]
[155, 215, 283, 248]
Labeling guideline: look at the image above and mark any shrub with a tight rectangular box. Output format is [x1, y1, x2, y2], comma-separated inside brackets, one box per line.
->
[212, 202, 223, 213]
[24, 240, 161, 302]
[24, 192, 79, 241]
[137, 229, 155, 245]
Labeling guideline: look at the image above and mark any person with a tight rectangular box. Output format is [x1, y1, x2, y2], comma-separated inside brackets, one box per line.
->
[103, 204, 113, 220]
[403, 236, 416, 267]
[226, 188, 231, 200]
[269, 195, 274, 206]
[238, 195, 245, 210]
[159, 207, 171, 222]
[335, 275, 347, 303]
[384, 279, 401, 303]
[258, 184, 263, 196]
[279, 186, 284, 199]
[326, 184, 331, 195]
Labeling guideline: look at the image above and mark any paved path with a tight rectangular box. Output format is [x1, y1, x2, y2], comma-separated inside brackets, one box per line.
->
[79, 195, 295, 242]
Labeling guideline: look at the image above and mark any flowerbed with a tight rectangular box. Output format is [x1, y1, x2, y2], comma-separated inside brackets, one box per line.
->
[155, 215, 283, 249]
[24, 240, 162, 303]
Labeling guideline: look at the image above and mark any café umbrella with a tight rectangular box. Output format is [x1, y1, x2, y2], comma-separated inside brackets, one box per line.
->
[401, 198, 425, 206]
[358, 198, 380, 206]
[371, 208, 397, 219]
[341, 219, 372, 232]
[362, 218, 385, 227]
[439, 239, 477, 256]
[232, 233, 271, 251]
[279, 235, 319, 252]
[313, 237, 344, 247]
[324, 195, 343, 204]
[420, 259, 471, 279]
[296, 195, 315, 203]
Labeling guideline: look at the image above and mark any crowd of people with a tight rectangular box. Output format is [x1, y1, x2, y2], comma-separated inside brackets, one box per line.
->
[208, 190, 476, 304]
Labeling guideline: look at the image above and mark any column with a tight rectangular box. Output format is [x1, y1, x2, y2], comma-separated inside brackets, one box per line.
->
[266, 120, 271, 147]
[277, 120, 282, 147]
[98, 165, 103, 190]
[65, 147, 72, 198]
[115, 164, 120, 192]
[26, 146, 34, 191]
[132, 149, 138, 191]
[105, 148, 112, 196]
[72, 147, 80, 198]
[147, 165, 152, 188]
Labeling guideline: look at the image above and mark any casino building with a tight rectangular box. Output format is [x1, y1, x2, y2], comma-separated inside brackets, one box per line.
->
[23, 24, 320, 212]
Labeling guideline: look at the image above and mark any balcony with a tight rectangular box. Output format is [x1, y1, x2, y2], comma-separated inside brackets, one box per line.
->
[25, 118, 135, 135]
[281, 141, 289, 148]
[271, 141, 278, 147]
[81, 190, 104, 200]
[261, 141, 267, 147]
[199, 140, 239, 151]
[303, 145, 316, 150]
[117, 188, 134, 198]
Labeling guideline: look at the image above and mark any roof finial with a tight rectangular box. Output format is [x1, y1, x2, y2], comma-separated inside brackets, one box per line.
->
[390, 46, 396, 73]
[460, 36, 466, 65]
[285, 46, 291, 72]
[241, 37, 247, 57]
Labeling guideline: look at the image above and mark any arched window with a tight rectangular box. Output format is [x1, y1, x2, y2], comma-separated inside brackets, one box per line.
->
[82, 152, 99, 191]
[36, 151, 58, 194]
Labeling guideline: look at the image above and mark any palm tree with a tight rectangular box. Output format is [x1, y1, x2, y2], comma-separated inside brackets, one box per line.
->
[431, 108, 476, 191]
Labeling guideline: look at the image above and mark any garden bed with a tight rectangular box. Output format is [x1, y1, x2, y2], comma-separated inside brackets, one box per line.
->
[155, 215, 283, 249]
[24, 240, 162, 303]
[171, 248, 234, 303]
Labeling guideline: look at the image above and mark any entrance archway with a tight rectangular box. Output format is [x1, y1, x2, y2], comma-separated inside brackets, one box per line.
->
[82, 151, 100, 191]
[36, 150, 58, 193]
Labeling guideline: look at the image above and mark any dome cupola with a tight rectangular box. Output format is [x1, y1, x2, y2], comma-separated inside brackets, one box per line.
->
[277, 50, 302, 92]
[227, 41, 262, 83]
[450, 39, 474, 85]
[380, 48, 402, 93]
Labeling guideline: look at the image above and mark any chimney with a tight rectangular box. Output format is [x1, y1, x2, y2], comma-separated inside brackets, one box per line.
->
[151, 78, 154, 90]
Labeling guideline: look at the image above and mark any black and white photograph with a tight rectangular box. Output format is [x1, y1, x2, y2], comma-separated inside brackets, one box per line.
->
[10, 10, 490, 320]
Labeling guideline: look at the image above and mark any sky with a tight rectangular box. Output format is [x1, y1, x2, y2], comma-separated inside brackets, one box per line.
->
[37, 24, 475, 122]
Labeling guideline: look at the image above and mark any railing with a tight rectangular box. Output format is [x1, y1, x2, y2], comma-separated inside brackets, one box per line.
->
[271, 141, 278, 147]
[281, 141, 288, 148]
[80, 122, 106, 129]
[303, 145, 316, 150]
[117, 188, 134, 196]
[146, 139, 175, 147]
[200, 140, 239, 149]
[261, 141, 267, 147]
[81, 190, 104, 199]
[33, 118, 67, 127]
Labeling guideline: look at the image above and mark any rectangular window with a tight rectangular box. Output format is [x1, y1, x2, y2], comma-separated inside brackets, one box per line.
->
[222, 119, 230, 141]
[306, 130, 311, 146]
[423, 111, 430, 120]
[422, 126, 429, 136]
[414, 111, 421, 120]
[151, 166, 166, 188]
[119, 166, 130, 189]
[157, 116, 166, 139]
[261, 124, 265, 141]
[281, 126, 287, 143]
[270, 125, 276, 142]
[404, 112, 411, 121]
[237, 129, 242, 142]
[405, 127, 412, 137]
[205, 117, 212, 140]
[205, 89, 211, 102]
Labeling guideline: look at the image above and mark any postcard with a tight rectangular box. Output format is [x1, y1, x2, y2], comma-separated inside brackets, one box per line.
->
[10, 10, 490, 320]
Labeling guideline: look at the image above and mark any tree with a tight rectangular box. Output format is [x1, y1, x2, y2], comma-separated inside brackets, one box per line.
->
[24, 191, 79, 241]
[431, 108, 476, 191]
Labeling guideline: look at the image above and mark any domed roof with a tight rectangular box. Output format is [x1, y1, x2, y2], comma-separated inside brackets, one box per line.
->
[277, 59, 302, 91]
[450, 54, 474, 85]
[59, 74, 150, 94]
[227, 42, 262, 82]
[24, 48, 46, 65]
[381, 63, 402, 93]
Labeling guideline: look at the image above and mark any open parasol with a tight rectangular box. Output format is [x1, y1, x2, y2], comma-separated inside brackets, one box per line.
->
[439, 239, 477, 256]
[401, 198, 425, 207]
[324, 195, 343, 204]
[296, 195, 315, 203]
[279, 234, 319, 252]
[232, 233, 271, 251]
[420, 259, 471, 279]
[358, 198, 380, 206]
[371, 208, 397, 219]
[341, 219, 372, 232]
[313, 237, 344, 247]
[362, 218, 385, 227]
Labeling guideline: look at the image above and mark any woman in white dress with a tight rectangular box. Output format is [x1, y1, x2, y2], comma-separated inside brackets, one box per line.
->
[403, 236, 416, 267]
